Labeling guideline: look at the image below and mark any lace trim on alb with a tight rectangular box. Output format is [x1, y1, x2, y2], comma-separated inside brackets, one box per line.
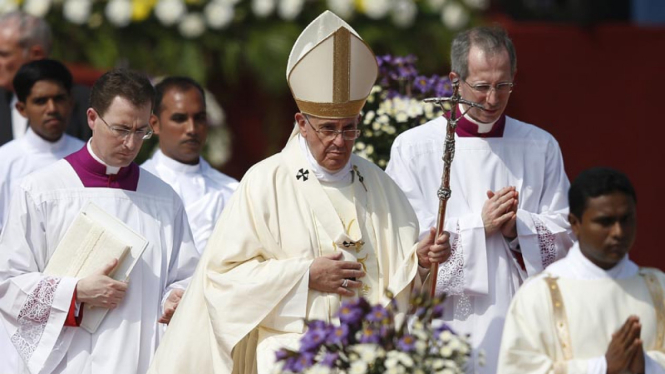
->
[435, 223, 471, 320]
[534, 216, 557, 269]
[11, 276, 61, 363]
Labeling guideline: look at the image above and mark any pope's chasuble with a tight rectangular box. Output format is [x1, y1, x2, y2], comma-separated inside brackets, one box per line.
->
[147, 134, 423, 374]
[386, 112, 573, 373]
[0, 145, 200, 374]
[498, 243, 665, 374]
[142, 149, 239, 253]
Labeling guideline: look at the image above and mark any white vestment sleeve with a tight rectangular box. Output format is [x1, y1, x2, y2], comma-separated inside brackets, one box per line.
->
[516, 139, 573, 276]
[160, 202, 200, 311]
[646, 351, 665, 374]
[260, 271, 310, 332]
[0, 186, 78, 373]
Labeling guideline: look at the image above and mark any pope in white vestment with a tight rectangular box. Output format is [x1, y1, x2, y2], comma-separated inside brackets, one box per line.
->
[142, 149, 238, 253]
[147, 11, 450, 374]
[386, 27, 574, 373]
[0, 142, 200, 374]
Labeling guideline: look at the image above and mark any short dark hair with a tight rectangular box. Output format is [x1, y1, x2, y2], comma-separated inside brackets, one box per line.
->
[569, 167, 637, 219]
[451, 26, 517, 81]
[153, 76, 205, 115]
[89, 69, 155, 116]
[13, 59, 73, 102]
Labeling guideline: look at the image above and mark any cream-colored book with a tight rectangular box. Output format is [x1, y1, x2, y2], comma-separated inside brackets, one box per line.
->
[44, 202, 148, 333]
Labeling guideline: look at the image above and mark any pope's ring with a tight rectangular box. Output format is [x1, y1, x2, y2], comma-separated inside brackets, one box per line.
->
[341, 279, 349, 288]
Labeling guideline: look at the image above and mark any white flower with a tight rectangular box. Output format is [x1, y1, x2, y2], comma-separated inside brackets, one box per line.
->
[252, 0, 275, 18]
[440, 345, 453, 357]
[179, 12, 206, 38]
[308, 364, 332, 374]
[349, 361, 368, 374]
[391, 0, 417, 28]
[439, 330, 453, 343]
[63, 0, 92, 24]
[355, 141, 366, 150]
[105, 0, 132, 27]
[441, 2, 469, 30]
[365, 144, 374, 155]
[360, 0, 390, 19]
[463, 0, 489, 10]
[395, 112, 408, 123]
[278, 0, 303, 20]
[376, 114, 390, 125]
[427, 0, 448, 10]
[414, 339, 427, 354]
[351, 343, 384, 363]
[327, 0, 354, 19]
[155, 0, 186, 26]
[205, 1, 234, 29]
[378, 159, 387, 168]
[0, 0, 18, 13]
[24, 0, 51, 17]
[220, 0, 242, 4]
[363, 111, 375, 124]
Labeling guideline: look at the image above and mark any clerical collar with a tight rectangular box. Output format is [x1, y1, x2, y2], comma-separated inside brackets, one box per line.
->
[451, 104, 506, 138]
[65, 141, 140, 191]
[86, 140, 121, 174]
[563, 242, 637, 280]
[23, 127, 69, 153]
[298, 134, 352, 183]
[153, 149, 202, 174]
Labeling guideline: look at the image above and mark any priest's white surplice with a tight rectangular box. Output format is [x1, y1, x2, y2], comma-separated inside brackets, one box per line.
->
[142, 149, 239, 253]
[386, 115, 574, 373]
[498, 243, 665, 373]
[0, 128, 83, 232]
[0, 158, 200, 374]
[148, 134, 424, 374]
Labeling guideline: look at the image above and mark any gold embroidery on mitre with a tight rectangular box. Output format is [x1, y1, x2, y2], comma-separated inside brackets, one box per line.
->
[295, 98, 367, 119]
[333, 27, 351, 104]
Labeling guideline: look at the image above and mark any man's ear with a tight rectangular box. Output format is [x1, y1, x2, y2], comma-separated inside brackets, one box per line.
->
[15, 101, 27, 118]
[27, 45, 47, 61]
[568, 213, 581, 237]
[449, 71, 459, 82]
[295, 113, 307, 136]
[86, 108, 97, 131]
[150, 114, 161, 135]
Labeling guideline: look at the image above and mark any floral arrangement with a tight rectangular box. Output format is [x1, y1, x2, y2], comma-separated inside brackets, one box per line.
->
[355, 55, 453, 168]
[274, 291, 471, 374]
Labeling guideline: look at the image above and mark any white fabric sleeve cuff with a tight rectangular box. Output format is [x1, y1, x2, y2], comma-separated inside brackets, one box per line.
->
[646, 352, 665, 374]
[505, 236, 520, 251]
[259, 270, 310, 333]
[586, 355, 606, 374]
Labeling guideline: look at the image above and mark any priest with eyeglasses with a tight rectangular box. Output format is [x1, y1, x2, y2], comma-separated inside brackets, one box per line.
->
[386, 26, 574, 373]
[148, 11, 450, 374]
[0, 69, 199, 374]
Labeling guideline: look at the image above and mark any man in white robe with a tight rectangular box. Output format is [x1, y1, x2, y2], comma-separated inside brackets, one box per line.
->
[386, 26, 573, 372]
[0, 58, 84, 374]
[142, 77, 238, 254]
[0, 69, 199, 374]
[498, 167, 665, 374]
[148, 11, 450, 374]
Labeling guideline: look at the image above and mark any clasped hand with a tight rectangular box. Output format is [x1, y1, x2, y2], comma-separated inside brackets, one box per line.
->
[482, 186, 519, 239]
[416, 227, 451, 268]
[606, 316, 645, 374]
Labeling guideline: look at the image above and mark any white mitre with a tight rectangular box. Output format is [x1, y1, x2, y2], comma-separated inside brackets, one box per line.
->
[286, 10, 378, 119]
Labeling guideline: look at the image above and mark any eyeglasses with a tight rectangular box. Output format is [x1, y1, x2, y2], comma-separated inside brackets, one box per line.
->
[94, 109, 153, 140]
[463, 80, 514, 95]
[304, 115, 360, 141]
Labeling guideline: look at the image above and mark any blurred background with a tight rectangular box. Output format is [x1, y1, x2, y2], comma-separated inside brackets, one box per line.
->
[3, 0, 663, 267]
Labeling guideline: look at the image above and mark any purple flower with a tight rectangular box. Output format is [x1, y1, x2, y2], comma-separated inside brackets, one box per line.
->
[413, 75, 431, 94]
[358, 326, 381, 344]
[321, 352, 339, 368]
[328, 324, 349, 345]
[432, 303, 445, 319]
[275, 348, 291, 362]
[433, 323, 457, 340]
[301, 323, 329, 352]
[397, 334, 417, 352]
[366, 305, 390, 323]
[291, 352, 316, 372]
[338, 297, 370, 325]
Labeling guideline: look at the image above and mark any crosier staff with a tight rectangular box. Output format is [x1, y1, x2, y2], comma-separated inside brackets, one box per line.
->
[423, 78, 485, 297]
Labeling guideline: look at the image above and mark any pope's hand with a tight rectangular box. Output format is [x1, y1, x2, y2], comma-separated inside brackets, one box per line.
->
[482, 186, 518, 238]
[416, 227, 451, 268]
[76, 258, 128, 309]
[606, 315, 643, 374]
[159, 288, 185, 325]
[309, 252, 365, 297]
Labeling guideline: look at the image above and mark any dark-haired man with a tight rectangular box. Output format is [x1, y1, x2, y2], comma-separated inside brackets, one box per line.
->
[498, 167, 665, 373]
[0, 59, 83, 232]
[0, 69, 199, 374]
[142, 77, 238, 254]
